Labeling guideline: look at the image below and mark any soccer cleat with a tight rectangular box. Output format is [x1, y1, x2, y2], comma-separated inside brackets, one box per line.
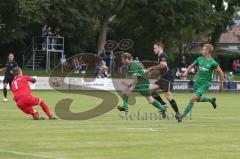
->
[2, 98, 8, 102]
[33, 116, 45, 120]
[210, 98, 217, 109]
[162, 111, 167, 119]
[158, 110, 167, 119]
[49, 115, 57, 120]
[117, 106, 128, 113]
[179, 115, 184, 122]
[175, 113, 183, 122]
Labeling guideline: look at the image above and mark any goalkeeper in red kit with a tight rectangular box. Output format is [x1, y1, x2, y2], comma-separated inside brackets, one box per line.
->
[11, 67, 57, 120]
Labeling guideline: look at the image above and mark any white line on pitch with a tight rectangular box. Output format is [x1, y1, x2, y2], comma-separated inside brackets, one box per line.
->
[0, 149, 70, 159]
[118, 128, 157, 131]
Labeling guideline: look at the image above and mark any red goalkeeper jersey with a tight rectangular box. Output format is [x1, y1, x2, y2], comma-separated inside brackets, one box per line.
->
[11, 75, 35, 101]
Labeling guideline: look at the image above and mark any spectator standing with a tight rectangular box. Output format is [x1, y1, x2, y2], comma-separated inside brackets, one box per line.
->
[52, 27, 61, 50]
[73, 57, 80, 74]
[236, 59, 240, 73]
[180, 55, 188, 72]
[46, 27, 53, 50]
[47, 27, 52, 36]
[60, 54, 66, 65]
[94, 60, 101, 77]
[60, 54, 67, 71]
[175, 68, 181, 79]
[237, 59, 240, 66]
[227, 72, 234, 89]
[42, 24, 48, 50]
[79, 56, 87, 73]
[109, 51, 115, 74]
[232, 60, 237, 74]
[42, 24, 48, 36]
[53, 27, 61, 37]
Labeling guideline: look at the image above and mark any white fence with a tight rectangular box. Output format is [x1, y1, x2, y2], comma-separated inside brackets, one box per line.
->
[1, 76, 240, 91]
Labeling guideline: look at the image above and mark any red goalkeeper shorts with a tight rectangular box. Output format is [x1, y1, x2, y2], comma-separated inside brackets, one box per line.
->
[16, 95, 41, 115]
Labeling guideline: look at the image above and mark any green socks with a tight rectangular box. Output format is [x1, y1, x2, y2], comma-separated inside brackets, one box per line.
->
[122, 94, 129, 109]
[182, 101, 194, 117]
[122, 96, 165, 112]
[182, 96, 212, 118]
[200, 96, 212, 103]
[182, 96, 212, 117]
[152, 99, 165, 112]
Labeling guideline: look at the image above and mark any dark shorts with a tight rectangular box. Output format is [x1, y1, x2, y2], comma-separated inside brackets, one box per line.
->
[3, 76, 14, 88]
[161, 71, 174, 82]
[154, 78, 173, 93]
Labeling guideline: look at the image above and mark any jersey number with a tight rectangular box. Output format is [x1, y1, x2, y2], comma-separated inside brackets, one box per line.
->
[14, 81, 18, 90]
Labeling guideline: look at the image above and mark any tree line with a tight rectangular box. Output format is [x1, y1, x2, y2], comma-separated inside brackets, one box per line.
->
[0, 0, 239, 65]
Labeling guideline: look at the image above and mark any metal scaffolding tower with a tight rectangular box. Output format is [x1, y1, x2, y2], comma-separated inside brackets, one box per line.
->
[32, 36, 64, 72]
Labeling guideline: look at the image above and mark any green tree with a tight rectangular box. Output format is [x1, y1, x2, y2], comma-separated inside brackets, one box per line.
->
[210, 0, 240, 45]
[1, 0, 240, 67]
[96, 0, 128, 55]
[111, 0, 215, 59]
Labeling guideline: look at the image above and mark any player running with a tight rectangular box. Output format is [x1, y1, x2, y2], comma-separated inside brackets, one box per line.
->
[0, 53, 18, 102]
[11, 67, 57, 120]
[180, 44, 224, 121]
[147, 42, 182, 122]
[117, 53, 167, 118]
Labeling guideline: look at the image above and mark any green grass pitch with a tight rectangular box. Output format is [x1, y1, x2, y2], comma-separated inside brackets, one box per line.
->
[0, 91, 240, 159]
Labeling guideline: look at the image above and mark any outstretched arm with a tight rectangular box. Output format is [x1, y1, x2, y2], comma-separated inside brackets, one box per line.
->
[214, 66, 224, 92]
[30, 78, 37, 83]
[147, 63, 166, 75]
[121, 75, 138, 91]
[0, 67, 6, 73]
[148, 64, 164, 71]
[183, 64, 194, 77]
[25, 76, 37, 83]
[129, 75, 138, 91]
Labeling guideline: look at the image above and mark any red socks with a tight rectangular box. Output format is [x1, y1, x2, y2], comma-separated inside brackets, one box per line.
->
[39, 101, 52, 117]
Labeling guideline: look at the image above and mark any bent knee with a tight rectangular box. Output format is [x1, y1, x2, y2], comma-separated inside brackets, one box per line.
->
[164, 92, 173, 101]
[147, 97, 154, 104]
[190, 95, 199, 103]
